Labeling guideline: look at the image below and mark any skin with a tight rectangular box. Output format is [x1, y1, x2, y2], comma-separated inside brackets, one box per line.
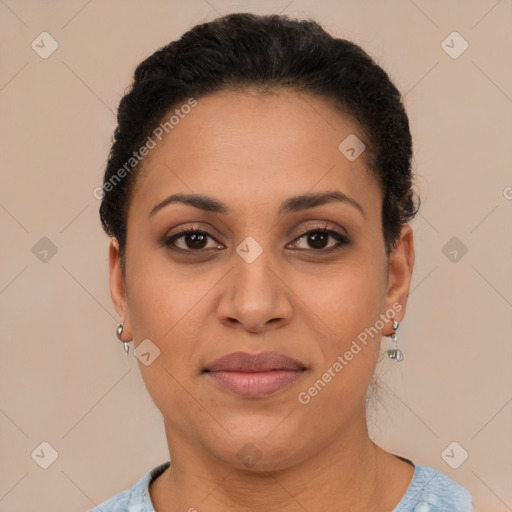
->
[109, 88, 415, 511]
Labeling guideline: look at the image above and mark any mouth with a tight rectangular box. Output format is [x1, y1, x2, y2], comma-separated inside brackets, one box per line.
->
[203, 351, 307, 399]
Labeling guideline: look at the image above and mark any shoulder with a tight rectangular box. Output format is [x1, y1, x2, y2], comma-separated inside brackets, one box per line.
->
[88, 488, 132, 512]
[87, 461, 170, 512]
[394, 464, 474, 512]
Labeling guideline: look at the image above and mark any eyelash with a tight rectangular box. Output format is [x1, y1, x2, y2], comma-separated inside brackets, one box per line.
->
[163, 225, 350, 256]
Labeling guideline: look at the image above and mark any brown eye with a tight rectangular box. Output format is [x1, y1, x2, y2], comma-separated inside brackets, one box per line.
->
[182, 232, 208, 249]
[164, 228, 221, 252]
[290, 228, 349, 253]
[307, 231, 329, 249]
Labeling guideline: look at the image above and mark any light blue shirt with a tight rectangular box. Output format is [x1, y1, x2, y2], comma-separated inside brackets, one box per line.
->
[89, 459, 474, 511]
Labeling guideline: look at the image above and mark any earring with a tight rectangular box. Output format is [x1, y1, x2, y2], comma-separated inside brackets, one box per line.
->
[116, 322, 130, 357]
[387, 320, 404, 362]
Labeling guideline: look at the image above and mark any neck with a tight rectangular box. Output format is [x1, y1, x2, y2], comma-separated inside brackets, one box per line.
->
[151, 412, 391, 512]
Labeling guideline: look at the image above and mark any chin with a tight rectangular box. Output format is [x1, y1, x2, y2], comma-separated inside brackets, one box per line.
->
[204, 425, 310, 472]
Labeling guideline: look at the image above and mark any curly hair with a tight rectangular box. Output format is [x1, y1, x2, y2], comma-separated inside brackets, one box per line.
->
[99, 12, 419, 261]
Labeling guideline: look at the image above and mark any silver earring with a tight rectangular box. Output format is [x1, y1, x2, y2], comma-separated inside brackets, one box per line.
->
[387, 320, 404, 362]
[116, 322, 130, 357]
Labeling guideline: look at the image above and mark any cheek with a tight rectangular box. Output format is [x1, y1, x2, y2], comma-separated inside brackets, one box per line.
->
[295, 255, 387, 343]
[125, 245, 214, 340]
[292, 255, 386, 402]
[125, 258, 209, 438]
[124, 251, 221, 405]
[292, 282, 384, 429]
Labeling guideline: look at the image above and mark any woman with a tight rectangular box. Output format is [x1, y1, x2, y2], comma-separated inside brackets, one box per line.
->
[91, 12, 474, 512]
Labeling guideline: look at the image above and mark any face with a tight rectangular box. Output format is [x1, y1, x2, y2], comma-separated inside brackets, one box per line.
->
[109, 88, 414, 471]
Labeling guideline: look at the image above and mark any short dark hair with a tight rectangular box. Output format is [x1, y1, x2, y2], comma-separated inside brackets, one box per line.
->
[99, 12, 419, 261]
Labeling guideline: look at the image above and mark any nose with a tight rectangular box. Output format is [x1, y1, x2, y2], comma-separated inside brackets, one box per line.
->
[217, 245, 293, 334]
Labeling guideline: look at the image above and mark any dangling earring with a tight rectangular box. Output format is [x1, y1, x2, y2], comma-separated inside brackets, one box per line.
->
[116, 321, 130, 357]
[387, 320, 404, 362]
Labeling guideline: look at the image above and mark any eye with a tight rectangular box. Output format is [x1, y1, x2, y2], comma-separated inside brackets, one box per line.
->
[164, 227, 223, 253]
[163, 224, 350, 255]
[288, 226, 349, 254]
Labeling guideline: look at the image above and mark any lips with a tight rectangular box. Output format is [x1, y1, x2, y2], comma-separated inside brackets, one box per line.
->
[205, 351, 306, 372]
[203, 351, 306, 398]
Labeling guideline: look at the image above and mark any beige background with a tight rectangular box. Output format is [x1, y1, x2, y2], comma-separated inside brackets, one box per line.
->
[1, 1, 511, 511]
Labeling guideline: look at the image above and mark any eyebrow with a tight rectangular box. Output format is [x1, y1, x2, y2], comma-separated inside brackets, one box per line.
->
[149, 190, 365, 218]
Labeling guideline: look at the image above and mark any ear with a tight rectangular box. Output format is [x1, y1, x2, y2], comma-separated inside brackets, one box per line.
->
[383, 223, 415, 334]
[109, 238, 132, 341]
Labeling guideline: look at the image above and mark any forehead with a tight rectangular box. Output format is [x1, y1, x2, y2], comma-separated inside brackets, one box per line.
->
[129, 89, 381, 220]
